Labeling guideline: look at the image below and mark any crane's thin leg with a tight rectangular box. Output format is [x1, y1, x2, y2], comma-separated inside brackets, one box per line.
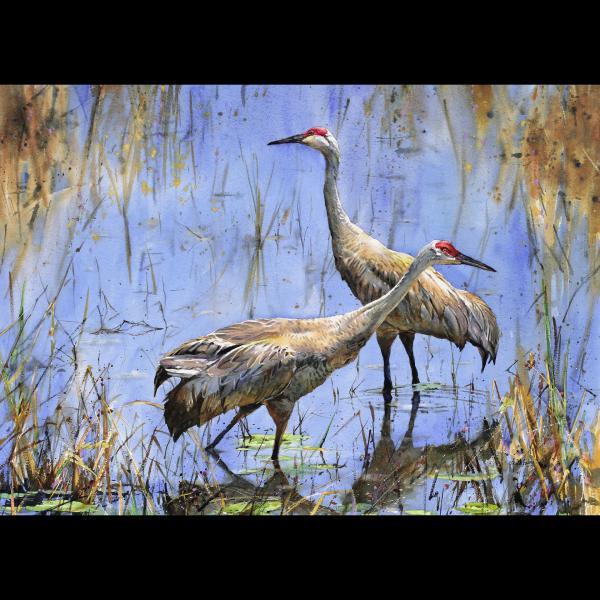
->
[265, 399, 294, 461]
[206, 403, 261, 451]
[399, 332, 420, 385]
[376, 328, 397, 400]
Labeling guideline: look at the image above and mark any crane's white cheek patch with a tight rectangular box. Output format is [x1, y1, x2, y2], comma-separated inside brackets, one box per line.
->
[304, 135, 329, 151]
[303, 135, 318, 148]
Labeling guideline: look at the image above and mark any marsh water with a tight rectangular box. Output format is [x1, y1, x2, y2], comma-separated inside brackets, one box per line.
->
[1, 85, 599, 515]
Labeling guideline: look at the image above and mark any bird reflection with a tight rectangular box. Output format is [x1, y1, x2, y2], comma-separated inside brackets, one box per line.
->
[351, 390, 500, 511]
[163, 449, 338, 515]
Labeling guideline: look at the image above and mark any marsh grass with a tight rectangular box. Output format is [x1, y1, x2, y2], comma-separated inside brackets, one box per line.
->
[0, 85, 183, 285]
[239, 148, 286, 317]
[0, 282, 166, 515]
[493, 282, 592, 514]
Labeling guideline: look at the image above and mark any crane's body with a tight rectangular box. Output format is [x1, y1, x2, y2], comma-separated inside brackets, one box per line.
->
[269, 128, 500, 390]
[328, 216, 497, 347]
[155, 240, 496, 459]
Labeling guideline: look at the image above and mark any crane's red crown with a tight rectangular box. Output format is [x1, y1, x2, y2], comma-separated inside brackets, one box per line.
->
[435, 240, 459, 257]
[303, 127, 329, 138]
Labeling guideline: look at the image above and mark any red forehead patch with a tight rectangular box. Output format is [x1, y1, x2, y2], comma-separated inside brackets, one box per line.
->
[435, 240, 459, 257]
[303, 127, 329, 138]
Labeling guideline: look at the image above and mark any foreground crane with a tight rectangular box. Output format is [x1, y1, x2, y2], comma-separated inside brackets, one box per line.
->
[154, 240, 495, 459]
[269, 127, 500, 393]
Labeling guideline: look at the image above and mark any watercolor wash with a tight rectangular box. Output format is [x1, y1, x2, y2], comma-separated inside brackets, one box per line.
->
[0, 84, 599, 516]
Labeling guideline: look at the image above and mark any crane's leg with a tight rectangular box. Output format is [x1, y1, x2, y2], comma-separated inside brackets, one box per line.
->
[265, 398, 295, 461]
[205, 403, 261, 451]
[399, 332, 420, 385]
[376, 327, 397, 399]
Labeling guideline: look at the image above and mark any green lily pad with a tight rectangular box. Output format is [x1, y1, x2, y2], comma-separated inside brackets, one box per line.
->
[26, 500, 96, 513]
[237, 433, 309, 450]
[0, 489, 73, 502]
[355, 502, 376, 512]
[235, 467, 273, 475]
[338, 502, 377, 514]
[285, 462, 341, 475]
[404, 509, 435, 515]
[430, 469, 500, 481]
[257, 455, 294, 462]
[302, 463, 338, 471]
[456, 502, 500, 515]
[220, 500, 282, 515]
[0, 492, 31, 499]
[413, 382, 443, 391]
[285, 446, 331, 452]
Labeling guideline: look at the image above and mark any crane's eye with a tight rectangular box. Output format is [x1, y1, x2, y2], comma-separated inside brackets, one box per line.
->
[440, 247, 453, 256]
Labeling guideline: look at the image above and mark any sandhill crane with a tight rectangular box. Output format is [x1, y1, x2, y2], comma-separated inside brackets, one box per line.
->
[269, 128, 500, 394]
[154, 240, 495, 460]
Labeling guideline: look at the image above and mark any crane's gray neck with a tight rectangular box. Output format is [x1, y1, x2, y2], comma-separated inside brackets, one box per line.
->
[343, 250, 432, 336]
[322, 146, 352, 243]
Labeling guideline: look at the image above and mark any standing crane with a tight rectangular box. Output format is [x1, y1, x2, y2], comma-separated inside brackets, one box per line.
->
[154, 241, 495, 459]
[269, 127, 500, 394]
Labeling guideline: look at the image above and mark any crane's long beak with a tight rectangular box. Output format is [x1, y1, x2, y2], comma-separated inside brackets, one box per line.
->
[456, 253, 496, 272]
[268, 134, 305, 145]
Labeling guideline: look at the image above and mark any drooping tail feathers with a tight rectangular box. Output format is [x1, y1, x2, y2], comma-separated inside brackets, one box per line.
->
[154, 356, 212, 441]
[458, 289, 500, 372]
[163, 380, 204, 442]
[153, 365, 169, 396]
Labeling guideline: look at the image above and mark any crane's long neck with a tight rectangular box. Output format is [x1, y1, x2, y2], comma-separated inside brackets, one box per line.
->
[322, 146, 353, 245]
[340, 251, 432, 340]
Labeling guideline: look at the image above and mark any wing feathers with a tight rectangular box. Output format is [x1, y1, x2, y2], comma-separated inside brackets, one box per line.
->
[336, 238, 500, 369]
[155, 320, 301, 440]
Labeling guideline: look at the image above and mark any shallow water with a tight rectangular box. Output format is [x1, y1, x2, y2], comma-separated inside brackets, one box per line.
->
[1, 85, 599, 515]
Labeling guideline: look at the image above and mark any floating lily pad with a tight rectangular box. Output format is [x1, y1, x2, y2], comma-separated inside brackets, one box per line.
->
[301, 463, 338, 471]
[430, 469, 500, 481]
[355, 502, 376, 512]
[0, 492, 31, 499]
[285, 462, 341, 475]
[235, 467, 273, 475]
[26, 500, 96, 513]
[285, 446, 331, 452]
[338, 502, 377, 514]
[413, 382, 443, 392]
[456, 502, 500, 515]
[257, 455, 294, 462]
[237, 433, 310, 450]
[0, 490, 72, 502]
[219, 499, 282, 515]
[404, 509, 435, 515]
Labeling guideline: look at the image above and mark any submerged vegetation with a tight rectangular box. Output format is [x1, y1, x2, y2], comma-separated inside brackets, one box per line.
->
[1, 84, 599, 515]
